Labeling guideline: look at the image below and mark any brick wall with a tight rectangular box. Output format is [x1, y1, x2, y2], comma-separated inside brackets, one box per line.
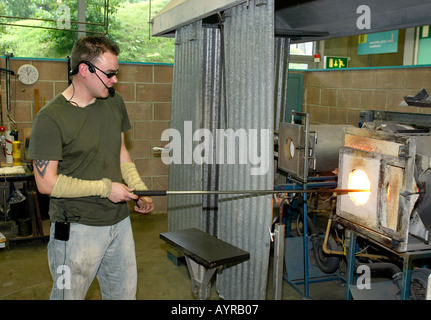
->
[2, 57, 431, 212]
[0, 58, 172, 212]
[302, 66, 431, 126]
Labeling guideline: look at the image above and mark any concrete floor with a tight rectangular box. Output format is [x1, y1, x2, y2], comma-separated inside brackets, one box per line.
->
[0, 212, 347, 300]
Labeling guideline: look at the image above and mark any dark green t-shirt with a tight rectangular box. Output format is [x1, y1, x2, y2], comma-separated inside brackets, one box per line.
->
[28, 92, 132, 226]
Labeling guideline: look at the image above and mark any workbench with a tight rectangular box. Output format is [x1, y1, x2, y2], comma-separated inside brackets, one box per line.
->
[160, 228, 250, 299]
[0, 166, 47, 244]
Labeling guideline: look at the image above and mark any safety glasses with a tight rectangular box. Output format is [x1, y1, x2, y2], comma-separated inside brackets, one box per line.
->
[87, 61, 119, 79]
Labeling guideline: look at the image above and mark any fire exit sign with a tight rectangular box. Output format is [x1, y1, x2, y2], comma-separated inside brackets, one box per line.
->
[325, 56, 348, 69]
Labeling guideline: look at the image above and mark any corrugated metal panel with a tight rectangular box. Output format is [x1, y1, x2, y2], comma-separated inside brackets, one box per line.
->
[167, 21, 204, 232]
[274, 37, 290, 131]
[168, 23, 223, 236]
[167, 0, 275, 300]
[201, 26, 222, 236]
[216, 0, 275, 300]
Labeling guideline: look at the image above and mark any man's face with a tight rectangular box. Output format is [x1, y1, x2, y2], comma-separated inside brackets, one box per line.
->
[89, 51, 119, 98]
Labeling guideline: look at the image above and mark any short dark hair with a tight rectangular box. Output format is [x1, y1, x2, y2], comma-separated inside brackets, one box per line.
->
[70, 35, 120, 72]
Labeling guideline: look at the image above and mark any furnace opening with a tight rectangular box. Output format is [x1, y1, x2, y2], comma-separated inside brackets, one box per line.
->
[347, 169, 371, 205]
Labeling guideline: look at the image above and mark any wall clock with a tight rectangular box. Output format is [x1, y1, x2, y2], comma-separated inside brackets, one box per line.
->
[17, 64, 39, 85]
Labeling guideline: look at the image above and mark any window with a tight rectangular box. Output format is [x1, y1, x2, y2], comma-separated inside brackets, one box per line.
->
[290, 42, 314, 56]
[289, 41, 316, 69]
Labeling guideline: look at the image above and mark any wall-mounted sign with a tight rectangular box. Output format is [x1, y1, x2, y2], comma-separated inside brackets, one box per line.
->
[358, 30, 399, 55]
[420, 26, 431, 39]
[325, 56, 348, 69]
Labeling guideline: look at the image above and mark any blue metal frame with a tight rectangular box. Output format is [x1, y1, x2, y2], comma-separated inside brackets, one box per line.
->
[284, 235, 342, 298]
[345, 230, 356, 300]
[278, 176, 343, 299]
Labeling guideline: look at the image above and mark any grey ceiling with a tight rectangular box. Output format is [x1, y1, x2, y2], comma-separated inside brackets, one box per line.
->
[275, 0, 431, 42]
[153, 0, 431, 42]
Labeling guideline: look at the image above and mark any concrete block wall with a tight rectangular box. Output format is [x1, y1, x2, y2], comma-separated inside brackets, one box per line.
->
[2, 57, 431, 213]
[302, 66, 431, 126]
[0, 58, 172, 212]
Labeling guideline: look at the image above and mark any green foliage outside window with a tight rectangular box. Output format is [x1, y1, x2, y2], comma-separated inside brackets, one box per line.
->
[0, 0, 174, 64]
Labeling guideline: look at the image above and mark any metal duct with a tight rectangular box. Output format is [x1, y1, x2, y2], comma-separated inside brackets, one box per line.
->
[215, 0, 275, 300]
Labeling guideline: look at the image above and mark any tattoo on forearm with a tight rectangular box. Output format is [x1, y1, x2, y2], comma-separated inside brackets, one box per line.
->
[34, 160, 49, 178]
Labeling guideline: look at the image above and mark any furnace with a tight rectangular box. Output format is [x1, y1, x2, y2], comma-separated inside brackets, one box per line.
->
[278, 120, 353, 181]
[336, 125, 431, 252]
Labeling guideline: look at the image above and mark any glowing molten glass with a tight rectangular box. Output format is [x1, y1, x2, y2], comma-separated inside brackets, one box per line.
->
[347, 169, 371, 205]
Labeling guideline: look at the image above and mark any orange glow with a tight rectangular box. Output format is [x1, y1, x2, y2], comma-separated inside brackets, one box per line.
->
[387, 184, 391, 203]
[347, 169, 371, 205]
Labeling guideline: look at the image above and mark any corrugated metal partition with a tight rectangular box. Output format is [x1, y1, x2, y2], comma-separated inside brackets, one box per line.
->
[216, 0, 275, 300]
[274, 37, 290, 131]
[201, 26, 223, 236]
[167, 23, 223, 235]
[167, 0, 275, 300]
[167, 21, 205, 232]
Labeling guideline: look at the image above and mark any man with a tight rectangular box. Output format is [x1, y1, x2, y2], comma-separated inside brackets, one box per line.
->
[28, 35, 154, 300]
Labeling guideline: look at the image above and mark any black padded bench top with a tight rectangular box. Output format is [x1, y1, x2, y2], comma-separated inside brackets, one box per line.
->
[160, 228, 250, 269]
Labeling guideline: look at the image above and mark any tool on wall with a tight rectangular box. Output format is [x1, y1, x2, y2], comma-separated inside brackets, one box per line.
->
[0, 57, 16, 164]
[5, 54, 12, 115]
[7, 114, 18, 141]
[6, 114, 19, 166]
[34, 89, 46, 116]
[34, 89, 39, 116]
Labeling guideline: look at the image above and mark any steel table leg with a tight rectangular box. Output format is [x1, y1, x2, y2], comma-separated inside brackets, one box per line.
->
[273, 222, 285, 300]
[185, 256, 217, 300]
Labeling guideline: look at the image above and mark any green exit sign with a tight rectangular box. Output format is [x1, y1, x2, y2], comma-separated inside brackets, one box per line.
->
[325, 56, 348, 69]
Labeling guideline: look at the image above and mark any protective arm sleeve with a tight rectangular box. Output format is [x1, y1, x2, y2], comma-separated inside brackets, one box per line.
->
[50, 174, 112, 198]
[120, 162, 148, 191]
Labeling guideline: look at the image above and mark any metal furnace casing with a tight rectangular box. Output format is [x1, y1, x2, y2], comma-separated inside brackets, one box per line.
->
[336, 127, 431, 252]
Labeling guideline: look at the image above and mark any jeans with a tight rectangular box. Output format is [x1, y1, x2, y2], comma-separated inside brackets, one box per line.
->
[48, 216, 137, 300]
